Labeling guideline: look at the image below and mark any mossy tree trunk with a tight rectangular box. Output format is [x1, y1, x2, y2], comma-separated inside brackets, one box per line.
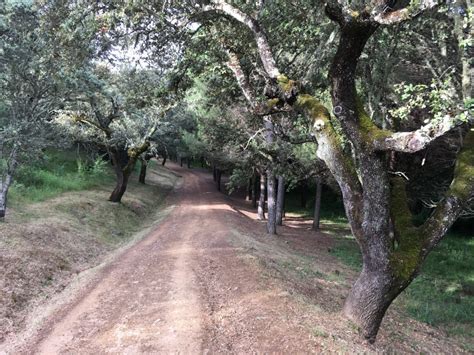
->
[199, 0, 474, 342]
[109, 142, 150, 203]
[322, 9, 474, 341]
[139, 153, 153, 184]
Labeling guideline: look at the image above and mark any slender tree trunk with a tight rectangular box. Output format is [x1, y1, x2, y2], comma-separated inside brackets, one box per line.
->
[161, 152, 167, 166]
[0, 148, 17, 220]
[312, 178, 322, 230]
[213, 166, 217, 182]
[266, 173, 277, 234]
[139, 158, 148, 184]
[276, 175, 285, 226]
[216, 169, 222, 192]
[187, 158, 191, 169]
[180, 157, 183, 167]
[301, 180, 308, 208]
[257, 174, 266, 220]
[252, 174, 258, 208]
[246, 178, 253, 201]
[0, 174, 13, 219]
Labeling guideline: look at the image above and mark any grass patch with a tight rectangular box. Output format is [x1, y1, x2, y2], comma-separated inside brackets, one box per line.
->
[329, 232, 474, 338]
[285, 185, 347, 224]
[9, 150, 113, 204]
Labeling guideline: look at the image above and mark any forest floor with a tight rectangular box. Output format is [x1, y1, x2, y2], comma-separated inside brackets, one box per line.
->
[1, 163, 471, 353]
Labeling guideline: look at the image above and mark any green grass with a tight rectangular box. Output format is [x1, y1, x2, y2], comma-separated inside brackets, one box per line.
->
[286, 185, 473, 340]
[285, 185, 347, 224]
[329, 232, 474, 338]
[9, 150, 113, 204]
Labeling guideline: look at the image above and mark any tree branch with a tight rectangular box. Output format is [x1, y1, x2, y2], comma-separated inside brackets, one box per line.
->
[372, 0, 441, 25]
[200, 0, 280, 78]
[374, 115, 471, 153]
[224, 47, 258, 108]
[421, 129, 474, 254]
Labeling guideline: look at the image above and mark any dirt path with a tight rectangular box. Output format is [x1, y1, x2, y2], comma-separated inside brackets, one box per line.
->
[26, 164, 316, 353]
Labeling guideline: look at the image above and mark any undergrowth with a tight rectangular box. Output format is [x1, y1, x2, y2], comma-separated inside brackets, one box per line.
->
[329, 231, 474, 340]
[9, 150, 113, 204]
[287, 184, 473, 343]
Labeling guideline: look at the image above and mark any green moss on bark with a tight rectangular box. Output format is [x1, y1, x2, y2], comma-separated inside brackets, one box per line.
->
[389, 178, 425, 280]
[449, 130, 474, 200]
[355, 98, 391, 143]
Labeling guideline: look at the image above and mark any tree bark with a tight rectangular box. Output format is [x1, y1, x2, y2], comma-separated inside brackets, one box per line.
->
[276, 175, 285, 226]
[312, 178, 322, 231]
[266, 172, 277, 234]
[252, 173, 258, 208]
[0, 149, 17, 220]
[300, 180, 308, 208]
[108, 148, 139, 203]
[343, 264, 409, 343]
[216, 169, 222, 192]
[109, 167, 131, 203]
[139, 158, 148, 184]
[257, 174, 266, 220]
[246, 177, 253, 201]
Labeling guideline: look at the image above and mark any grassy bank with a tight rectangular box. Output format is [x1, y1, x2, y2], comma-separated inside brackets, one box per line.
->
[8, 150, 113, 205]
[284, 185, 473, 345]
[0, 150, 179, 342]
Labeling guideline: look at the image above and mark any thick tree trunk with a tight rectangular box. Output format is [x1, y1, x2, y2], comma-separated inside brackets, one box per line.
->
[257, 174, 266, 220]
[276, 175, 285, 226]
[266, 172, 277, 234]
[109, 149, 134, 203]
[343, 264, 409, 343]
[252, 174, 258, 208]
[109, 167, 131, 203]
[312, 178, 322, 231]
[139, 159, 148, 184]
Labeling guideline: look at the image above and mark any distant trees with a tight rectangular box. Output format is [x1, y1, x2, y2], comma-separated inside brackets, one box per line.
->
[55, 67, 171, 202]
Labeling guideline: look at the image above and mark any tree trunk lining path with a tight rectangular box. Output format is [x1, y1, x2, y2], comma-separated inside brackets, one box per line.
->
[24, 164, 318, 353]
[5, 163, 465, 354]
